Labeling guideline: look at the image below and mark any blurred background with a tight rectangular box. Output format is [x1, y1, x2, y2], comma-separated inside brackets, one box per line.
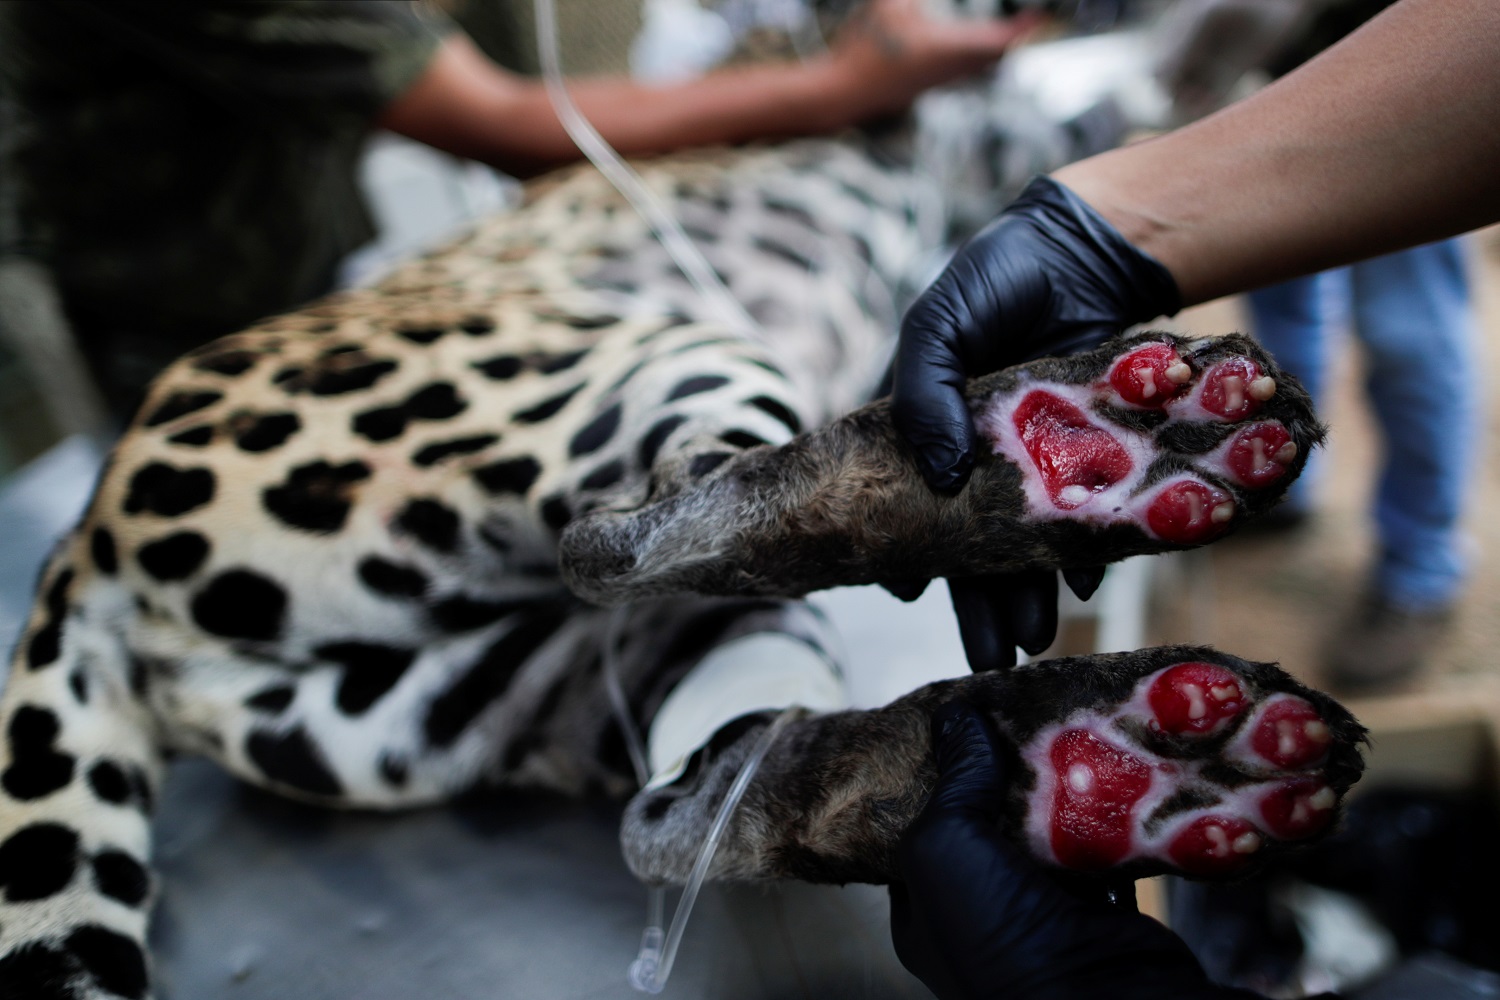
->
[1, 1, 1496, 997]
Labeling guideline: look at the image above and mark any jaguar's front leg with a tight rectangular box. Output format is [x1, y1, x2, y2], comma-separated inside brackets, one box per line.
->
[621, 646, 1365, 887]
[561, 332, 1323, 604]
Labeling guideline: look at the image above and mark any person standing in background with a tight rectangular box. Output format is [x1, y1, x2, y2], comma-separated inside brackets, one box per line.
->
[0, 0, 1028, 422]
[1158, 0, 1480, 692]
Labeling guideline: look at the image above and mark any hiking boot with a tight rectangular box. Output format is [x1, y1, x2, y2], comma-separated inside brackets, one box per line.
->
[1324, 594, 1455, 695]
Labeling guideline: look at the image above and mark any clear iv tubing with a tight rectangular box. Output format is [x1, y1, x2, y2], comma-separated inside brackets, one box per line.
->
[533, 0, 761, 340]
[601, 606, 795, 994]
[632, 710, 795, 993]
[533, 6, 811, 986]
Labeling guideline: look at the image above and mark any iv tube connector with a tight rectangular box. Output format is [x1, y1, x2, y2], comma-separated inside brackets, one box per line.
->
[627, 709, 797, 994]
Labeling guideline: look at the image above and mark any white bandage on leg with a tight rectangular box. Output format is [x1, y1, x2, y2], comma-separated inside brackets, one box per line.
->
[644, 632, 849, 790]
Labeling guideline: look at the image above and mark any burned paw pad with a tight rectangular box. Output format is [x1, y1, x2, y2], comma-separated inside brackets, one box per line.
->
[976, 335, 1312, 546]
[1023, 660, 1344, 878]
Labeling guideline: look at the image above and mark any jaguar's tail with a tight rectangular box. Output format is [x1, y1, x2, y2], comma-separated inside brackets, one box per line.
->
[0, 542, 164, 1000]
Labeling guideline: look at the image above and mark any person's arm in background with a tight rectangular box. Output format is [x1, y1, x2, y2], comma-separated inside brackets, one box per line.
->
[1060, 0, 1500, 305]
[379, 0, 1035, 179]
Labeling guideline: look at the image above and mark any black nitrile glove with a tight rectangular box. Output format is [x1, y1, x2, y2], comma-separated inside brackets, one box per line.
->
[891, 176, 1180, 670]
[947, 570, 1057, 671]
[890, 702, 1270, 1000]
[892, 174, 1181, 489]
[880, 568, 1076, 670]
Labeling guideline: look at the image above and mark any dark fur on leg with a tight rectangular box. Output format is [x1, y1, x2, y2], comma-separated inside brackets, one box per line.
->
[562, 332, 1324, 605]
[621, 645, 1365, 887]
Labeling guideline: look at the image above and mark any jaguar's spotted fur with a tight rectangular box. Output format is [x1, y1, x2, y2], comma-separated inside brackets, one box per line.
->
[0, 52, 1361, 1000]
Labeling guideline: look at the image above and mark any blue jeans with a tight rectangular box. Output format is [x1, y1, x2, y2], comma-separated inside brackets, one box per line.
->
[1247, 239, 1481, 611]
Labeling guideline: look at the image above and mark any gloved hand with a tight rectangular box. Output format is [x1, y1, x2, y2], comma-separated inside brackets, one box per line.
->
[945, 566, 1108, 672]
[890, 175, 1181, 670]
[879, 567, 1090, 671]
[890, 701, 1268, 1000]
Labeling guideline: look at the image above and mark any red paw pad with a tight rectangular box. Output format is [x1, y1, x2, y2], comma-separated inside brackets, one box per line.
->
[1250, 698, 1332, 770]
[1147, 663, 1246, 737]
[1014, 391, 1134, 510]
[1201, 357, 1273, 420]
[1049, 729, 1153, 870]
[1168, 815, 1263, 875]
[1259, 779, 1337, 840]
[1226, 422, 1296, 489]
[1108, 344, 1191, 408]
[1146, 480, 1236, 543]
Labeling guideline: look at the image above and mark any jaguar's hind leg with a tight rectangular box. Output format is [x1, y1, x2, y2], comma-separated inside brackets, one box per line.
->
[621, 645, 1365, 887]
[560, 332, 1325, 604]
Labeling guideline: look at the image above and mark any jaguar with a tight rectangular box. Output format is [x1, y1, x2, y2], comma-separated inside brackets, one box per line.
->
[0, 47, 1363, 1000]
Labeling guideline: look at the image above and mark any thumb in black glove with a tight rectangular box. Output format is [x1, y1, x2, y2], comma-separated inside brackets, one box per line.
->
[890, 701, 1266, 1000]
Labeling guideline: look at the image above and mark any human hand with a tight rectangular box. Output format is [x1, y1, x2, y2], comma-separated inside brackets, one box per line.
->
[944, 567, 1105, 672]
[825, 0, 1041, 123]
[886, 176, 1178, 670]
[891, 701, 1263, 1000]
[892, 175, 1181, 492]
[880, 566, 1102, 672]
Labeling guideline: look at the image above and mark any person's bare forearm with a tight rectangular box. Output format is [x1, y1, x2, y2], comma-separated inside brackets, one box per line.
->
[382, 6, 1029, 180]
[1056, 0, 1500, 305]
[382, 37, 862, 178]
